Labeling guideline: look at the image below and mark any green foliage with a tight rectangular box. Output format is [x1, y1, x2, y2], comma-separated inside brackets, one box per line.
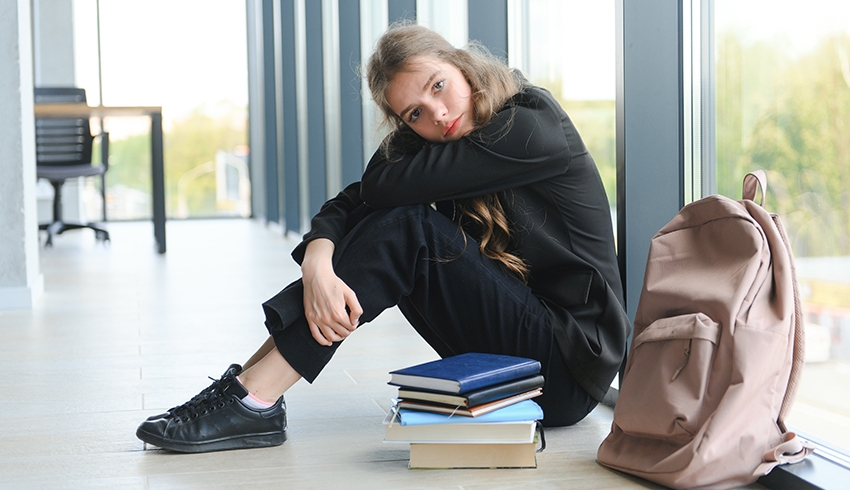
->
[104, 103, 247, 218]
[717, 32, 850, 257]
[104, 130, 151, 193]
[164, 104, 247, 216]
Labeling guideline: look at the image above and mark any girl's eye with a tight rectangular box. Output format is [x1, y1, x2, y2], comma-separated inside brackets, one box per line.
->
[434, 80, 444, 92]
[409, 108, 421, 122]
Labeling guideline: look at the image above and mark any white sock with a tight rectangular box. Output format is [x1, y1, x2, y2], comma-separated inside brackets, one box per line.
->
[236, 376, 275, 410]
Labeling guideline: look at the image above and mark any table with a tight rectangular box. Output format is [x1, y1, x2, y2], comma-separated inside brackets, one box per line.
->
[33, 104, 166, 253]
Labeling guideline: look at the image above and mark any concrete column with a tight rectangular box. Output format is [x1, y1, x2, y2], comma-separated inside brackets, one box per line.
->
[617, 0, 684, 319]
[0, 0, 44, 309]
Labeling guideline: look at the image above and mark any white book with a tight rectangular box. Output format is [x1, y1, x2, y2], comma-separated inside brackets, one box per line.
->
[383, 409, 538, 444]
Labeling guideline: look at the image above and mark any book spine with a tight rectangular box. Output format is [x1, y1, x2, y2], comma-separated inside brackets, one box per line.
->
[464, 375, 544, 406]
[408, 443, 537, 469]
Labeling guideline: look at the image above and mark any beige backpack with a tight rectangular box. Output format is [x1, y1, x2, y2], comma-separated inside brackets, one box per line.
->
[597, 171, 814, 489]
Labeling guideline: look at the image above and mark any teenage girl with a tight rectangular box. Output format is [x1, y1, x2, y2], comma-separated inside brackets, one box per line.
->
[136, 23, 630, 453]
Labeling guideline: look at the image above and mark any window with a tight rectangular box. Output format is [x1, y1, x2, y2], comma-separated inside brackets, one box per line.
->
[714, 0, 850, 452]
[73, 0, 250, 220]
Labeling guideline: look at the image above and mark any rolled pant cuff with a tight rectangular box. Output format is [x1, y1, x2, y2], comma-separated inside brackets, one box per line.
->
[263, 303, 338, 384]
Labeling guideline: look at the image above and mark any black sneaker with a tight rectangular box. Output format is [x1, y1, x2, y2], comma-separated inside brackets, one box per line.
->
[136, 364, 287, 453]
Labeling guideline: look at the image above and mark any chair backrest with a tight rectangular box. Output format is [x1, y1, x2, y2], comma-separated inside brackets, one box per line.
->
[34, 87, 93, 166]
[34, 87, 87, 104]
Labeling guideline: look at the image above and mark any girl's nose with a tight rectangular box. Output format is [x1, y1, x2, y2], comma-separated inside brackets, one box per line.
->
[431, 103, 448, 124]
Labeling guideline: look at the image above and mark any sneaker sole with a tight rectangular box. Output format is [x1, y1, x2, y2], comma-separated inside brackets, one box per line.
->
[136, 426, 287, 453]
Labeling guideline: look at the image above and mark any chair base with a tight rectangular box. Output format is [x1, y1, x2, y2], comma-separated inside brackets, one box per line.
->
[39, 220, 110, 247]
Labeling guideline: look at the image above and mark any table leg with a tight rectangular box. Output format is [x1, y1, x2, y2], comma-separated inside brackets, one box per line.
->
[151, 112, 166, 253]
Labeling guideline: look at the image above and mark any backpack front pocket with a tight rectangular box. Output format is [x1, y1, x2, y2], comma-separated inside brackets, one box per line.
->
[615, 313, 721, 442]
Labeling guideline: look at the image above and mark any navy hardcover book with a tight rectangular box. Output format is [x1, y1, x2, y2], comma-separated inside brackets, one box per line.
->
[388, 353, 541, 394]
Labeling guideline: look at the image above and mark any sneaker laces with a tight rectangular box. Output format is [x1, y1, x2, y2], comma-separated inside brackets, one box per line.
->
[169, 372, 236, 422]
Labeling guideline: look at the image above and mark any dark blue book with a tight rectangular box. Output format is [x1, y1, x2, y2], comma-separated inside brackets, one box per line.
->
[388, 353, 541, 394]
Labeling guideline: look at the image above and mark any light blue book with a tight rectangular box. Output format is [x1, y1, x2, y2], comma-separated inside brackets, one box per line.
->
[395, 399, 543, 426]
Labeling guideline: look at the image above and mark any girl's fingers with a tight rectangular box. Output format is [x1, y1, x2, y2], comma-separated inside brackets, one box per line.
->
[309, 320, 351, 347]
[345, 290, 363, 327]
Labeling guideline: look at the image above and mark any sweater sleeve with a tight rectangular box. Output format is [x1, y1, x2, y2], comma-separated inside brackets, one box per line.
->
[360, 88, 571, 208]
[291, 181, 366, 264]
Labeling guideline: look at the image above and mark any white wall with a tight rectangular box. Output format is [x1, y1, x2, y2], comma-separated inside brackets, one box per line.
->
[0, 0, 43, 309]
[33, 0, 86, 225]
[33, 0, 76, 85]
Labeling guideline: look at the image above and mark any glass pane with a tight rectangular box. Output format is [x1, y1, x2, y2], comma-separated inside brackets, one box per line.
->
[715, 0, 850, 451]
[522, 0, 617, 224]
[73, 0, 250, 220]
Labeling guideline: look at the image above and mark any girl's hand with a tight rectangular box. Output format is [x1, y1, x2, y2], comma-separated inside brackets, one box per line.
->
[300, 239, 363, 346]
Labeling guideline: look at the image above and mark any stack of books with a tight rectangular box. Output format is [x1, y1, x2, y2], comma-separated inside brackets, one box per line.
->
[383, 353, 545, 469]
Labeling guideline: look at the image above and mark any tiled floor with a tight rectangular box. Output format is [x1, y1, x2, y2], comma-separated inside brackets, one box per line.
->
[1, 219, 668, 489]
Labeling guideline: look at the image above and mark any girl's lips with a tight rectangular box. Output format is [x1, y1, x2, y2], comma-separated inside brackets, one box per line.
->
[444, 116, 461, 137]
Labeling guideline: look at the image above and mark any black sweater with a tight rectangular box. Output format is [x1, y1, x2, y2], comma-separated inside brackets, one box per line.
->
[292, 85, 630, 402]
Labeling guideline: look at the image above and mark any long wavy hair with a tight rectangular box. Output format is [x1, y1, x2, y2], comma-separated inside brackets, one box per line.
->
[366, 24, 529, 281]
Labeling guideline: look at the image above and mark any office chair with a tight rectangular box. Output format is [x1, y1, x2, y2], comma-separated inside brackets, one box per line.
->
[34, 87, 110, 246]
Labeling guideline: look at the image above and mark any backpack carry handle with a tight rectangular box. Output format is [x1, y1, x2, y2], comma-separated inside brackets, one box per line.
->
[742, 170, 768, 205]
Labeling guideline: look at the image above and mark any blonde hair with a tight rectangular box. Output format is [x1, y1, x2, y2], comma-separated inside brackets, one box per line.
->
[366, 24, 529, 281]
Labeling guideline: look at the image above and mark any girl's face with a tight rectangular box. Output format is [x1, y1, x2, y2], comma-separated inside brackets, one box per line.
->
[385, 56, 475, 143]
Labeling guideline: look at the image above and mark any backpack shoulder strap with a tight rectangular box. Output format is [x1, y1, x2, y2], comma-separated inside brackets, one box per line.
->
[743, 171, 815, 476]
[741, 171, 805, 431]
[774, 213, 805, 430]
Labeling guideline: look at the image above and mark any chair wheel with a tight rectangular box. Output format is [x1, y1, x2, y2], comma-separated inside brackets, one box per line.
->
[95, 230, 110, 241]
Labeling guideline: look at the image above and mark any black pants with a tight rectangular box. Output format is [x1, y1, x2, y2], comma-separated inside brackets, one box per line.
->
[262, 204, 597, 426]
